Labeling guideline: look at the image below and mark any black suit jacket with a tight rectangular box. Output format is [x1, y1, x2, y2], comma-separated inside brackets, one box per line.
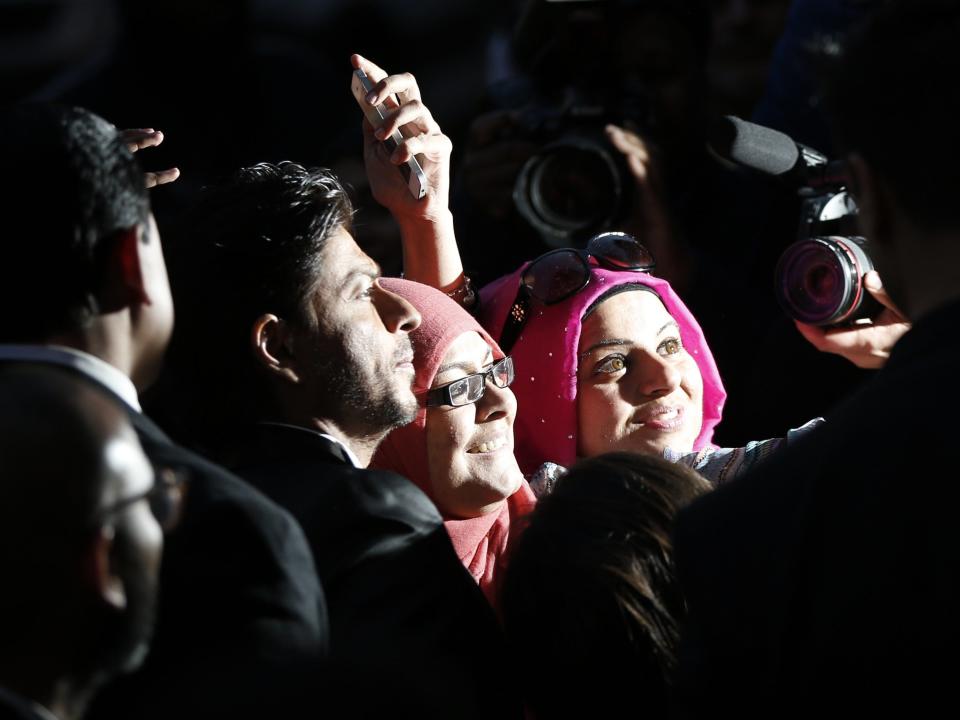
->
[234, 423, 522, 720]
[0, 361, 329, 720]
[673, 299, 960, 716]
[0, 692, 46, 720]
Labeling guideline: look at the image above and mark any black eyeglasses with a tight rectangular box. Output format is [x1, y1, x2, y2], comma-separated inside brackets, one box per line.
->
[98, 466, 187, 532]
[498, 231, 655, 353]
[424, 356, 515, 408]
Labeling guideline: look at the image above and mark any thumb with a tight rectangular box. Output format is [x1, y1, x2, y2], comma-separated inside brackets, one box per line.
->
[863, 271, 905, 317]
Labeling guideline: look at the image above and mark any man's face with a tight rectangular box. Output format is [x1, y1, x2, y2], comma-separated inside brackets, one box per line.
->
[133, 213, 175, 389]
[295, 226, 421, 437]
[97, 424, 163, 676]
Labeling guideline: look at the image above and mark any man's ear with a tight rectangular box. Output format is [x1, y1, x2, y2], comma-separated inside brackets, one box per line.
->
[251, 314, 302, 385]
[86, 525, 127, 611]
[100, 225, 148, 312]
[848, 153, 894, 248]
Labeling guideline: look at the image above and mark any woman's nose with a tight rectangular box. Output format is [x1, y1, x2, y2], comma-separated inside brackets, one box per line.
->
[476, 376, 515, 423]
[634, 353, 682, 399]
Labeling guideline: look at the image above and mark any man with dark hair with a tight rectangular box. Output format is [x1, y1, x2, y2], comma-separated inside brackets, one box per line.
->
[0, 366, 173, 720]
[673, 2, 960, 714]
[163, 69, 519, 717]
[0, 103, 326, 719]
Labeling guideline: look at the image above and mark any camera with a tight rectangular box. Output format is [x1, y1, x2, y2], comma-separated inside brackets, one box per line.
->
[773, 173, 880, 327]
[512, 103, 636, 248]
[707, 116, 881, 327]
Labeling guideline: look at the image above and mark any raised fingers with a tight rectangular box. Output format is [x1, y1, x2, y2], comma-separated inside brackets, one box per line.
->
[375, 99, 437, 141]
[389, 133, 451, 165]
[351, 53, 388, 84]
[120, 128, 163, 153]
[144, 167, 181, 189]
[366, 71, 422, 109]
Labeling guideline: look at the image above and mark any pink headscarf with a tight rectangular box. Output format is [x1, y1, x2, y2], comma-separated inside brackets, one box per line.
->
[479, 264, 727, 475]
[373, 278, 537, 604]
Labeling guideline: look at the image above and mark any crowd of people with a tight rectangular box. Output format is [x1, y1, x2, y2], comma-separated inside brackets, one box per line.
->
[1, 1, 958, 718]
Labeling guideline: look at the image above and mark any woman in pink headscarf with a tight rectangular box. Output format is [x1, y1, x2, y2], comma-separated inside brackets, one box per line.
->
[479, 232, 728, 479]
[373, 278, 537, 604]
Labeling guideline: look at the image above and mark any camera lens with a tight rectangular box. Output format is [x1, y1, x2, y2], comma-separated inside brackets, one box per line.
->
[774, 236, 877, 326]
[514, 136, 625, 248]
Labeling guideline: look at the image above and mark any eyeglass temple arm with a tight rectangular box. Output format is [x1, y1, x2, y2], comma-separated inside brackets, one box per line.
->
[498, 292, 531, 355]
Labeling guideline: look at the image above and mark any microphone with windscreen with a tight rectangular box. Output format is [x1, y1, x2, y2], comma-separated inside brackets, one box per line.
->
[707, 115, 841, 187]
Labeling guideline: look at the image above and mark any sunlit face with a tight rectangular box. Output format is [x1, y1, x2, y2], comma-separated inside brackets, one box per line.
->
[425, 331, 523, 519]
[135, 213, 175, 389]
[576, 290, 703, 457]
[296, 226, 421, 436]
[99, 424, 163, 673]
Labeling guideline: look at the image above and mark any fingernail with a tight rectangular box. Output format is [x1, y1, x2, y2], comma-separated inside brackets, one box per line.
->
[864, 270, 882, 290]
[366, 91, 377, 104]
[374, 128, 386, 140]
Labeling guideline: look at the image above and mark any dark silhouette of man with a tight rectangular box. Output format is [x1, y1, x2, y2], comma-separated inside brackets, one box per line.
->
[0, 104, 326, 719]
[0, 367, 171, 720]
[673, 2, 960, 715]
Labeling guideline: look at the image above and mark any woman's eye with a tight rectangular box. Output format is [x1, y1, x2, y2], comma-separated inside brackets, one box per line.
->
[595, 354, 627, 374]
[659, 337, 683, 356]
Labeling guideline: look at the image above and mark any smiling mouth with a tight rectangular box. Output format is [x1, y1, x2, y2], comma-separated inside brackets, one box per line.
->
[635, 406, 685, 431]
[466, 436, 508, 454]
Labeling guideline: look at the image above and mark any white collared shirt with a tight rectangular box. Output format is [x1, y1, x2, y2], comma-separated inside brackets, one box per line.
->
[0, 344, 141, 412]
[259, 421, 362, 468]
[0, 686, 60, 720]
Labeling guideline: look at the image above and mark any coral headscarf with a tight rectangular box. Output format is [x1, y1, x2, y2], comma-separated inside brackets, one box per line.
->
[479, 265, 727, 475]
[374, 278, 537, 603]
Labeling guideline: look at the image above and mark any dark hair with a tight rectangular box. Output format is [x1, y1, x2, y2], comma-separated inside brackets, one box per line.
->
[823, 1, 960, 233]
[501, 452, 710, 718]
[0, 104, 150, 341]
[157, 162, 354, 454]
[581, 281, 662, 320]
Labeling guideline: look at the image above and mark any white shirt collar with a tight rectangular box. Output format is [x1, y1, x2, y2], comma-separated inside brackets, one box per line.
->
[0, 344, 141, 412]
[259, 421, 362, 468]
[0, 687, 60, 720]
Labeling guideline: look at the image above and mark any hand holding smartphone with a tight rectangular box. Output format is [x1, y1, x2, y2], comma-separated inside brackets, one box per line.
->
[351, 68, 427, 200]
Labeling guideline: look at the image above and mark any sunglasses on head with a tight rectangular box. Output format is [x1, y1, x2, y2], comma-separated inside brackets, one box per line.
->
[497, 232, 656, 354]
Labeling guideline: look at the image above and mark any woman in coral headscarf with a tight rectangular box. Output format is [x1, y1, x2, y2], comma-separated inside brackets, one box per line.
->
[373, 278, 537, 604]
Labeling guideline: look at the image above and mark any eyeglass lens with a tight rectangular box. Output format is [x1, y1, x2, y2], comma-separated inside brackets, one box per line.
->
[446, 357, 515, 407]
[147, 468, 186, 531]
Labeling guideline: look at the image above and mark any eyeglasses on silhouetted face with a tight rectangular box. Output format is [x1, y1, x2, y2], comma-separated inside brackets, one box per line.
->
[97, 466, 187, 533]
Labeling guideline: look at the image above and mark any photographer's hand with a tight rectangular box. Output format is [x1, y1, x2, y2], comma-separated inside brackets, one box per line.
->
[606, 124, 690, 292]
[351, 53, 461, 290]
[118, 128, 180, 188]
[795, 271, 911, 369]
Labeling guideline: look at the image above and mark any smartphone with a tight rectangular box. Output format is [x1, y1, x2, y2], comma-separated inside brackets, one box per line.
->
[351, 68, 427, 200]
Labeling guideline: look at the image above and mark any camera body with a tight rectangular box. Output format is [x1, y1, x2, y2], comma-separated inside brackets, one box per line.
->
[512, 103, 632, 248]
[774, 164, 881, 327]
[510, 97, 644, 249]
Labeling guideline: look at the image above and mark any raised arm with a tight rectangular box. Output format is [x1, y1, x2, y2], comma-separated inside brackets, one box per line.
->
[350, 54, 467, 297]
